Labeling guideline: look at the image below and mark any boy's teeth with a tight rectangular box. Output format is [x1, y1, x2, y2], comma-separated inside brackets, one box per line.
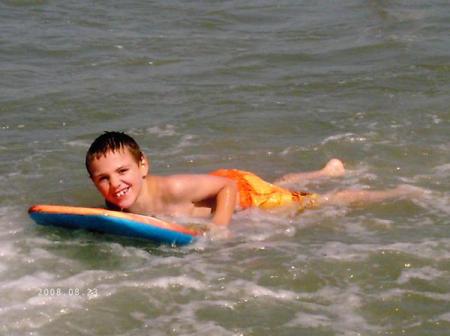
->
[116, 188, 129, 197]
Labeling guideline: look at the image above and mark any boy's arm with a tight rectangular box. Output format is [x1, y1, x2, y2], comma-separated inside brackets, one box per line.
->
[168, 174, 237, 226]
[211, 177, 236, 226]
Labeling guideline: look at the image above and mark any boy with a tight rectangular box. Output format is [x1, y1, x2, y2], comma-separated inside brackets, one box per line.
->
[85, 132, 420, 227]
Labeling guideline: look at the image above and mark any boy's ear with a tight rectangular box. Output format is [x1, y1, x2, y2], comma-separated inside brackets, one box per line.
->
[140, 154, 150, 177]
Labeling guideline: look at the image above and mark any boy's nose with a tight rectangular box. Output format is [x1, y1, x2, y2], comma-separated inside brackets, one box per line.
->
[109, 175, 121, 188]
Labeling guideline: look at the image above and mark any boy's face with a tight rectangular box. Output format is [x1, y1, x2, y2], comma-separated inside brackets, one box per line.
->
[89, 148, 148, 210]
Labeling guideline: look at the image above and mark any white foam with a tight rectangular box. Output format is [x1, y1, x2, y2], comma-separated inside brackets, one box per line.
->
[0, 295, 82, 333]
[433, 164, 450, 176]
[314, 239, 450, 263]
[286, 311, 331, 328]
[145, 124, 177, 137]
[177, 134, 197, 149]
[146, 276, 205, 290]
[222, 280, 298, 301]
[26, 291, 84, 307]
[106, 242, 154, 260]
[0, 307, 58, 332]
[386, 240, 450, 260]
[0, 272, 56, 291]
[410, 189, 450, 216]
[437, 312, 450, 322]
[431, 114, 442, 124]
[155, 133, 198, 156]
[321, 132, 369, 145]
[379, 288, 450, 302]
[28, 247, 57, 260]
[55, 269, 117, 288]
[135, 304, 237, 336]
[95, 275, 206, 294]
[65, 140, 90, 148]
[285, 285, 378, 334]
[0, 241, 18, 259]
[397, 266, 444, 284]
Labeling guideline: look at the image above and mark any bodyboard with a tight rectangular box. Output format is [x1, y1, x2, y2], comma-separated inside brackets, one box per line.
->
[28, 205, 201, 245]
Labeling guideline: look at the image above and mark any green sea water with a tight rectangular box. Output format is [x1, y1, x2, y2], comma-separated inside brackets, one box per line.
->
[1, 1, 449, 335]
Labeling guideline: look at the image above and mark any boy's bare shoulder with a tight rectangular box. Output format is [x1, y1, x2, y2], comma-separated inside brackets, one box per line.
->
[160, 174, 212, 197]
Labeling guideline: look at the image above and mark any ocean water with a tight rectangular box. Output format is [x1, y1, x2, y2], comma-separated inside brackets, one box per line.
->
[1, 0, 449, 335]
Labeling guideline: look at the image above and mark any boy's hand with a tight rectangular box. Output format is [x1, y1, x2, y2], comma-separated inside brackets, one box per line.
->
[207, 223, 231, 240]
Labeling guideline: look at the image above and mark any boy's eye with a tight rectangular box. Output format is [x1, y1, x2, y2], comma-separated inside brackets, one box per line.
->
[118, 168, 128, 174]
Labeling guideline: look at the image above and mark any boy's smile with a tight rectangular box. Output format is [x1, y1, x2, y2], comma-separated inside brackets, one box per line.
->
[89, 148, 148, 210]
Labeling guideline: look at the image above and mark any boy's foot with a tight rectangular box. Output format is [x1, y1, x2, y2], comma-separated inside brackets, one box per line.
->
[273, 158, 346, 186]
[393, 184, 427, 199]
[322, 158, 345, 178]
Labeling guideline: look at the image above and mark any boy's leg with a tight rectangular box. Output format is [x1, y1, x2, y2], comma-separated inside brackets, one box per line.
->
[319, 185, 424, 206]
[273, 158, 345, 186]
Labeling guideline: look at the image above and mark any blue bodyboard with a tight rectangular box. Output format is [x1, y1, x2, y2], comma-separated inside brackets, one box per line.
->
[29, 205, 201, 246]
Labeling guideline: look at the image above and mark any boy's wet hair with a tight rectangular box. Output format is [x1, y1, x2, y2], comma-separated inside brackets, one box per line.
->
[85, 131, 143, 176]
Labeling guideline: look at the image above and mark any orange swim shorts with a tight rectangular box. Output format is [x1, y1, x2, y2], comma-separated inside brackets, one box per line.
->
[209, 169, 319, 212]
